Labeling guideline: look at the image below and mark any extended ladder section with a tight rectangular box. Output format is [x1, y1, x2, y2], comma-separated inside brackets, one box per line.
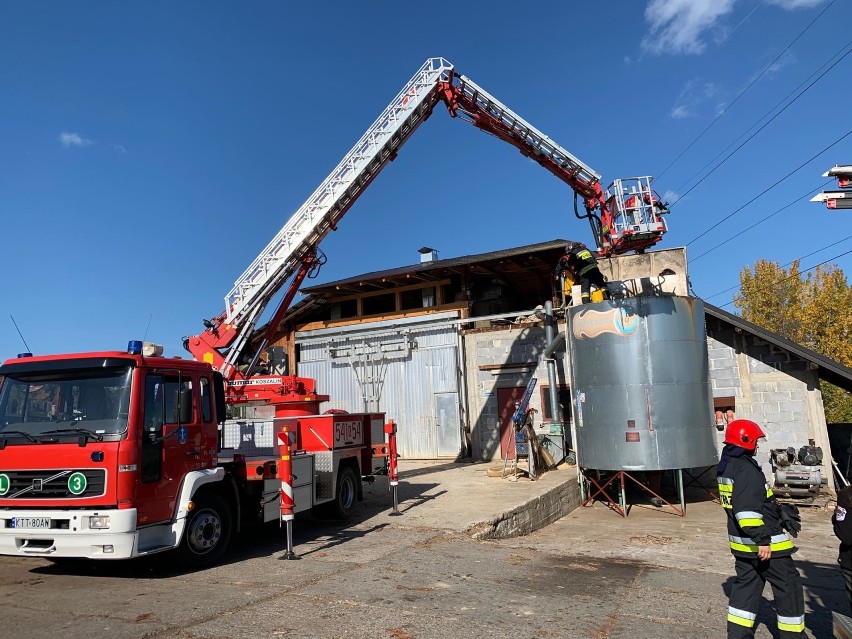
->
[446, 73, 603, 200]
[224, 57, 455, 326]
[441, 75, 667, 255]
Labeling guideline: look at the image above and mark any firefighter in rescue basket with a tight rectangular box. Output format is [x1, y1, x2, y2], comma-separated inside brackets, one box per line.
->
[554, 241, 609, 304]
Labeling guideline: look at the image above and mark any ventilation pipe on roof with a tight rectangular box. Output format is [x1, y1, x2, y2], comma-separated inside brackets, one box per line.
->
[418, 246, 438, 263]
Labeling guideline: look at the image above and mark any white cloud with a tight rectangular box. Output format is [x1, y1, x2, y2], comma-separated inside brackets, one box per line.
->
[764, 0, 825, 9]
[112, 144, 127, 154]
[765, 49, 797, 76]
[670, 105, 691, 119]
[661, 190, 680, 203]
[642, 0, 737, 55]
[669, 78, 721, 119]
[59, 132, 94, 148]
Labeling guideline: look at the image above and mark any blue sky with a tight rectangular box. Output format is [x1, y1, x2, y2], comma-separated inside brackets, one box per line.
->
[1, 0, 849, 360]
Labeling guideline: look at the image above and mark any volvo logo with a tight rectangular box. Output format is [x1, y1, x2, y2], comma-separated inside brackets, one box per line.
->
[32, 479, 44, 492]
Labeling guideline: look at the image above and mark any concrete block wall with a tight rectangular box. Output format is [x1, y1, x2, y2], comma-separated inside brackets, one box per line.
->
[705, 319, 832, 492]
[708, 338, 741, 399]
[598, 247, 687, 284]
[463, 323, 567, 461]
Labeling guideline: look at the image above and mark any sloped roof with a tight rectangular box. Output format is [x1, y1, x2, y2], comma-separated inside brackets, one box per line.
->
[277, 238, 571, 327]
[280, 243, 852, 396]
[704, 303, 852, 392]
[301, 239, 570, 295]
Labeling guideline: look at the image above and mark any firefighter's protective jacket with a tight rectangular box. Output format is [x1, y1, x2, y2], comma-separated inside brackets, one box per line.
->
[718, 455, 795, 558]
[834, 486, 852, 570]
[555, 246, 599, 279]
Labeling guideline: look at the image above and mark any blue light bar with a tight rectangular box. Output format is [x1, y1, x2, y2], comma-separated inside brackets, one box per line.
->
[127, 340, 143, 355]
[16, 353, 33, 358]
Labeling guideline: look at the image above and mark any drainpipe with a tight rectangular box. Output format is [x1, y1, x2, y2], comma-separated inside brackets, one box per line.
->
[543, 301, 563, 457]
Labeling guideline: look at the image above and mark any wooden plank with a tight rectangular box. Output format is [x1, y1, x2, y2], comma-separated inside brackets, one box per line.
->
[296, 302, 466, 332]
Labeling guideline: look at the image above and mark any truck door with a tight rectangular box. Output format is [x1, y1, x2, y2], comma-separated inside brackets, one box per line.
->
[135, 371, 199, 527]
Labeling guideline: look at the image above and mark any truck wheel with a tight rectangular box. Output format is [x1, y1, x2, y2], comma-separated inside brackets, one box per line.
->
[177, 492, 233, 568]
[330, 464, 360, 520]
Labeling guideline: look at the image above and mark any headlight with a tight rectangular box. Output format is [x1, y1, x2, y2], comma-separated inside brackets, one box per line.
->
[88, 516, 110, 529]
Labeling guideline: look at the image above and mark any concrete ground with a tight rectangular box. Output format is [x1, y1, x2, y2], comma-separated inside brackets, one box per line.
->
[0, 459, 847, 638]
[386, 460, 849, 637]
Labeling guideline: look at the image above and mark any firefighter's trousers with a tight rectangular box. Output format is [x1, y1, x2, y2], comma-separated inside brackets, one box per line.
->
[727, 555, 805, 638]
[842, 565, 852, 616]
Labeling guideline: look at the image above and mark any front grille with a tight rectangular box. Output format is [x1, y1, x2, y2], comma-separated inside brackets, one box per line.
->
[0, 469, 107, 499]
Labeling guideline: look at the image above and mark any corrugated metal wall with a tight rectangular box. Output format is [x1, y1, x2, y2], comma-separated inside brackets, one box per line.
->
[296, 313, 462, 459]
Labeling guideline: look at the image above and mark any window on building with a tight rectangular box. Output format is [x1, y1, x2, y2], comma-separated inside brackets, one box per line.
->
[362, 292, 395, 316]
[442, 281, 463, 303]
[333, 299, 358, 319]
[540, 385, 572, 423]
[400, 287, 436, 310]
[714, 396, 736, 431]
[400, 289, 422, 310]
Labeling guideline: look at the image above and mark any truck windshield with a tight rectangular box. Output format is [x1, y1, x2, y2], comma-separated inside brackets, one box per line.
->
[0, 366, 132, 441]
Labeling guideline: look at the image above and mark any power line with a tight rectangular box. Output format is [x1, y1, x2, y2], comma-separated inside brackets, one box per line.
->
[683, 127, 852, 247]
[655, 0, 835, 180]
[672, 36, 852, 196]
[691, 181, 831, 262]
[670, 43, 852, 209]
[704, 237, 852, 302]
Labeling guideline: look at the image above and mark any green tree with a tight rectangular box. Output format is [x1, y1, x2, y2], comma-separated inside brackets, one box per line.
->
[734, 259, 852, 423]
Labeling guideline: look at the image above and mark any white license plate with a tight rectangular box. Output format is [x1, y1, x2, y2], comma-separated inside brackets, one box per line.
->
[11, 517, 50, 529]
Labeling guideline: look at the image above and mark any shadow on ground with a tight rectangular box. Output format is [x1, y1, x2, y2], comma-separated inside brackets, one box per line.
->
[28, 478, 439, 579]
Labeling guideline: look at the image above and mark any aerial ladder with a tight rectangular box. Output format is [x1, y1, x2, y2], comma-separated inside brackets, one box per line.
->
[184, 57, 670, 402]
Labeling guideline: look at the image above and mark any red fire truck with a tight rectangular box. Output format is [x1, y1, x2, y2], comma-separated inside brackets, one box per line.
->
[0, 345, 396, 566]
[0, 58, 670, 566]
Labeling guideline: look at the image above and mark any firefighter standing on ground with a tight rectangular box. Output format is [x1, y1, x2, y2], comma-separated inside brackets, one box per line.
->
[554, 241, 609, 304]
[717, 419, 805, 638]
[833, 484, 852, 614]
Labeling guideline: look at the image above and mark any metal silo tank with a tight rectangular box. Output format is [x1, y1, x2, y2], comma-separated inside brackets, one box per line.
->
[568, 295, 716, 471]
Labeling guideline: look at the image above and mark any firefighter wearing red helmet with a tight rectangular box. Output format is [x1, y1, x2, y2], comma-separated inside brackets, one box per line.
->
[717, 419, 805, 638]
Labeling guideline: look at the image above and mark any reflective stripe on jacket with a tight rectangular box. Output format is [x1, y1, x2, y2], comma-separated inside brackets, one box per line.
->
[718, 456, 795, 558]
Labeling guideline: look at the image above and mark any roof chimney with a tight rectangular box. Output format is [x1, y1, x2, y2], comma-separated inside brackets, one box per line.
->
[418, 246, 438, 263]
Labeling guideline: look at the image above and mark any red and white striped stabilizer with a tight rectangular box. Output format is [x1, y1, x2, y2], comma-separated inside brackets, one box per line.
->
[278, 428, 294, 522]
[384, 420, 399, 487]
[384, 420, 402, 516]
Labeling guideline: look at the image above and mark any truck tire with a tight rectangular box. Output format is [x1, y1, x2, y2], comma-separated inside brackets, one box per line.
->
[329, 464, 360, 520]
[176, 492, 233, 568]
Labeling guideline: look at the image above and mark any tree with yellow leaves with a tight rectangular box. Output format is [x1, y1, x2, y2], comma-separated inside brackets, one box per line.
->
[735, 259, 852, 423]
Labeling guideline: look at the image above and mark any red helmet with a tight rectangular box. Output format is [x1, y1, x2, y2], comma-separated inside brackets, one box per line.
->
[724, 419, 765, 451]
